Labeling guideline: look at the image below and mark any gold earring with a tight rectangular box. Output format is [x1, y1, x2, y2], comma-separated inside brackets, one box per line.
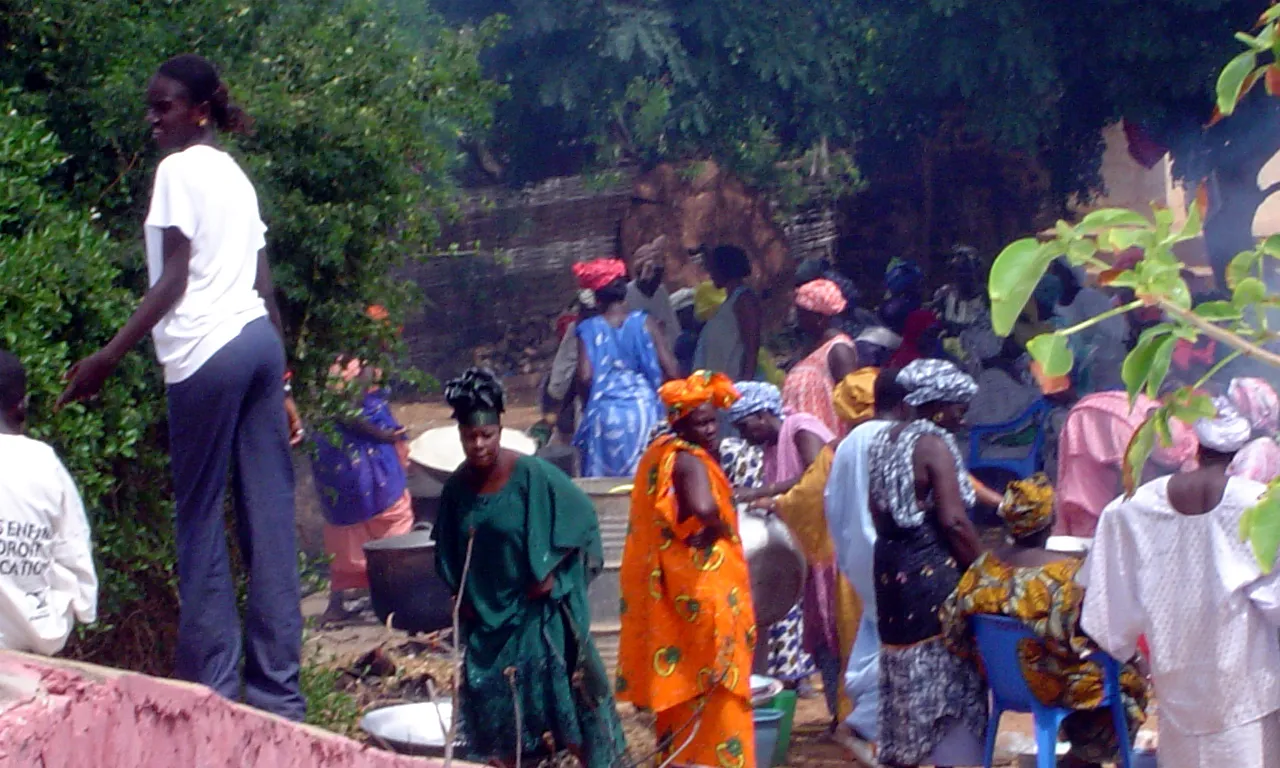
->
[932, 412, 945, 424]
[198, 117, 209, 127]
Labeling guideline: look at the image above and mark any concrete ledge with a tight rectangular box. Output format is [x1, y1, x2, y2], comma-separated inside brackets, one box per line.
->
[0, 651, 471, 767]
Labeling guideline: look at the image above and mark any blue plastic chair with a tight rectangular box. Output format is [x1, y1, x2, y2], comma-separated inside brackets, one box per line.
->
[967, 397, 1052, 481]
[971, 615, 1133, 768]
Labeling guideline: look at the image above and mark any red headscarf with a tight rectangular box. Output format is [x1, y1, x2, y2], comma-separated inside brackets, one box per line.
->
[572, 258, 628, 291]
[888, 309, 940, 368]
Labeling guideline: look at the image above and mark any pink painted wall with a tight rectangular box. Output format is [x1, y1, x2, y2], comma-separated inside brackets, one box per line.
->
[0, 652, 468, 767]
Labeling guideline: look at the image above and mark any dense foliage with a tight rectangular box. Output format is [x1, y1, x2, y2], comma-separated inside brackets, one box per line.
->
[0, 0, 501, 670]
[431, 0, 866, 205]
[436, 0, 1269, 222]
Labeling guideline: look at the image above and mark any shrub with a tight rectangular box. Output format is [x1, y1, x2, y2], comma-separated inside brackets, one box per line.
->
[0, 0, 502, 671]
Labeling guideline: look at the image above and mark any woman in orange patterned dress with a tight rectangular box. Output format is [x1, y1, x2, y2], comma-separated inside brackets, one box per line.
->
[940, 475, 1149, 767]
[782, 279, 858, 436]
[618, 371, 758, 768]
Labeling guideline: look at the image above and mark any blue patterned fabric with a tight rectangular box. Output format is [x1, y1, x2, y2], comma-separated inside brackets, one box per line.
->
[310, 389, 406, 526]
[574, 312, 664, 478]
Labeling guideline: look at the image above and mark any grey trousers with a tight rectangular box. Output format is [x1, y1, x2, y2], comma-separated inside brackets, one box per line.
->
[167, 317, 305, 721]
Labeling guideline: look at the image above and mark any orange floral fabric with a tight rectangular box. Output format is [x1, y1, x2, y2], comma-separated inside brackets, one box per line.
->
[617, 433, 756, 740]
[781, 334, 855, 436]
[654, 687, 754, 768]
[658, 370, 740, 422]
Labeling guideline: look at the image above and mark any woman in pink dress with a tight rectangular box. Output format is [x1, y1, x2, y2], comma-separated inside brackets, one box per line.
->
[782, 279, 858, 436]
[1055, 391, 1199, 536]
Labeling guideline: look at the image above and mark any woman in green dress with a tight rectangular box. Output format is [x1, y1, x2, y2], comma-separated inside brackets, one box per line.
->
[433, 368, 626, 767]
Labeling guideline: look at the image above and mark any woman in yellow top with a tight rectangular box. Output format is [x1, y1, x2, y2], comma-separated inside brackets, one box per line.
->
[754, 370, 877, 720]
[940, 475, 1149, 768]
[618, 371, 758, 768]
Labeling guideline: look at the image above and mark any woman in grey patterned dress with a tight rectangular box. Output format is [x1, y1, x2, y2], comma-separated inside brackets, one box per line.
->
[868, 359, 988, 767]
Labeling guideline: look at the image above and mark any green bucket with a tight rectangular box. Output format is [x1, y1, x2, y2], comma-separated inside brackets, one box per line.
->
[762, 689, 797, 765]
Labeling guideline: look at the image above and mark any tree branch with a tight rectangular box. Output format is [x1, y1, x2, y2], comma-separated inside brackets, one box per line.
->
[1158, 300, 1280, 368]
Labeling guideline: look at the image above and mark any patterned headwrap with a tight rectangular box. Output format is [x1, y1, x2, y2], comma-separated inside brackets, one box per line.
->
[726, 381, 784, 424]
[898, 358, 978, 407]
[795, 278, 848, 316]
[998, 473, 1055, 539]
[832, 367, 879, 425]
[884, 258, 924, 298]
[1229, 378, 1280, 435]
[444, 367, 506, 426]
[659, 370, 739, 423]
[572, 258, 628, 292]
[1195, 396, 1253, 453]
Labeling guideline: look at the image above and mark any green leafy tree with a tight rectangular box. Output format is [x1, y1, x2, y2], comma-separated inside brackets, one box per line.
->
[0, 0, 501, 670]
[430, 0, 865, 205]
[436, 0, 1276, 272]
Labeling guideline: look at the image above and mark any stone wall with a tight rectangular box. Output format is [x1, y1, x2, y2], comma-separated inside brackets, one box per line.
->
[401, 173, 635, 379]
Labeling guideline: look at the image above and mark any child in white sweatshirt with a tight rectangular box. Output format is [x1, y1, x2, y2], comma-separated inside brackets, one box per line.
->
[0, 350, 96, 654]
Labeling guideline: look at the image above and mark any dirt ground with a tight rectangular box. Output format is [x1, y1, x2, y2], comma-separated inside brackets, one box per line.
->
[306, 393, 1153, 766]
[302, 593, 1082, 767]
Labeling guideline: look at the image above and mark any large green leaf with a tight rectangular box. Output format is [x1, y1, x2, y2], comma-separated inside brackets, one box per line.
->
[1194, 300, 1242, 321]
[1218, 50, 1258, 115]
[1145, 335, 1176, 400]
[1234, 276, 1268, 308]
[1122, 331, 1164, 401]
[988, 238, 1056, 337]
[1026, 333, 1074, 377]
[1243, 489, 1280, 573]
[1173, 199, 1202, 243]
[1078, 208, 1150, 232]
[1228, 249, 1261, 288]
[1169, 389, 1217, 424]
[1122, 416, 1157, 497]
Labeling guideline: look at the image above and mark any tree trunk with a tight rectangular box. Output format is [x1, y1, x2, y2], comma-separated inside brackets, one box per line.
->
[1204, 168, 1267, 289]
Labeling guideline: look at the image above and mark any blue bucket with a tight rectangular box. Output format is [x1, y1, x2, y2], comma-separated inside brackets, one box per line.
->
[753, 708, 784, 768]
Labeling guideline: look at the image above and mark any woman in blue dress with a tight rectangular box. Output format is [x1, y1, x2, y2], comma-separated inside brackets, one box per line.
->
[572, 258, 680, 477]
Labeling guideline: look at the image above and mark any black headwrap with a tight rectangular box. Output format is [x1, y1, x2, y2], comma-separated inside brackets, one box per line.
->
[444, 367, 506, 426]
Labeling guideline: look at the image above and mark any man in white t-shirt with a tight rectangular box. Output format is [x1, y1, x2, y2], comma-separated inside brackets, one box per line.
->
[0, 350, 97, 654]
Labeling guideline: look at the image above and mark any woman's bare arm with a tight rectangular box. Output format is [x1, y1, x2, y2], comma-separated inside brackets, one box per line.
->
[647, 316, 682, 382]
[734, 291, 762, 381]
[575, 335, 593, 405]
[674, 452, 729, 548]
[827, 342, 858, 383]
[918, 434, 984, 568]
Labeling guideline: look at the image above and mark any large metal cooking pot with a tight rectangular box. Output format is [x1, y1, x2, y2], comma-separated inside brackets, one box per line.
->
[364, 522, 453, 634]
[739, 509, 805, 626]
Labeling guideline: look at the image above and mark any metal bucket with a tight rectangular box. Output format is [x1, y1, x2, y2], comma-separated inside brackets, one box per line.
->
[574, 478, 631, 674]
[572, 477, 631, 565]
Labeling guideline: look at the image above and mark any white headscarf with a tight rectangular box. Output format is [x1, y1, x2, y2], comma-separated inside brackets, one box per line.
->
[1195, 397, 1253, 453]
